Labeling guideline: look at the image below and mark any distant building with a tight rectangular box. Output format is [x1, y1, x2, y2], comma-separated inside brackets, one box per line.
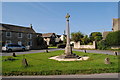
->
[42, 33, 56, 46]
[102, 18, 120, 40]
[42, 33, 62, 46]
[60, 34, 67, 41]
[0, 23, 47, 50]
[112, 18, 120, 31]
[102, 31, 112, 40]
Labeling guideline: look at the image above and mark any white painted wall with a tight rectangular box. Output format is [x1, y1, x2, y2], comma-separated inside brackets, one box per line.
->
[74, 41, 96, 49]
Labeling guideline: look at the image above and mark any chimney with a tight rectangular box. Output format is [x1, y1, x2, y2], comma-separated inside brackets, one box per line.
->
[64, 30, 66, 35]
[30, 24, 33, 29]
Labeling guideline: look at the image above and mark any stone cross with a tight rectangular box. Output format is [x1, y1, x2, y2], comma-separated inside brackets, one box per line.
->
[65, 13, 72, 56]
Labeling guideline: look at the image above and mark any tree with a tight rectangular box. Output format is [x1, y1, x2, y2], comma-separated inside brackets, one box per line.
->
[71, 31, 84, 42]
[97, 40, 109, 50]
[105, 31, 120, 46]
[81, 35, 90, 45]
[89, 32, 102, 42]
[36, 36, 44, 45]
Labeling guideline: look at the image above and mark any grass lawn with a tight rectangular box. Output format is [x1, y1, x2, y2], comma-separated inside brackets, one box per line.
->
[48, 46, 57, 48]
[2, 50, 119, 76]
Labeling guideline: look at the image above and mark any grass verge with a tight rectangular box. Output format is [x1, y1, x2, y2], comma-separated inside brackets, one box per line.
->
[2, 50, 119, 76]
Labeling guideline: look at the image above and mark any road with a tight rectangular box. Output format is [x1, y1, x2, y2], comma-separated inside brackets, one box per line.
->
[1, 48, 63, 56]
[1, 48, 118, 56]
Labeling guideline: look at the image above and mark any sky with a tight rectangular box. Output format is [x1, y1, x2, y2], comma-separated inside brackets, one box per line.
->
[2, 2, 118, 35]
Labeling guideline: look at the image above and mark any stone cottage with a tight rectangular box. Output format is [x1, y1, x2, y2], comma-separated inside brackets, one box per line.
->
[0, 23, 47, 50]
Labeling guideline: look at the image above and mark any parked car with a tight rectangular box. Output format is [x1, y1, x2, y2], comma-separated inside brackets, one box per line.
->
[2, 43, 27, 52]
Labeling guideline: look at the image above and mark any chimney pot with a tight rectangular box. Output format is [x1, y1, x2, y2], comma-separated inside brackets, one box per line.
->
[30, 24, 32, 28]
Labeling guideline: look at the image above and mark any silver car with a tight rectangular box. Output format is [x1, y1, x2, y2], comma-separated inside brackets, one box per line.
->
[2, 43, 26, 52]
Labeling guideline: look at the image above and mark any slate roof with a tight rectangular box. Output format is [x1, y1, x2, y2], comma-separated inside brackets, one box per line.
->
[42, 33, 56, 38]
[56, 35, 61, 38]
[0, 23, 36, 33]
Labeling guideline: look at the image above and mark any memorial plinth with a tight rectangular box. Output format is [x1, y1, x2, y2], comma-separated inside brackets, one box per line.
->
[49, 13, 89, 61]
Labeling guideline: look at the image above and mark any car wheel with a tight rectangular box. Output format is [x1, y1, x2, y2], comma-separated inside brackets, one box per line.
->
[22, 48, 25, 51]
[7, 49, 12, 53]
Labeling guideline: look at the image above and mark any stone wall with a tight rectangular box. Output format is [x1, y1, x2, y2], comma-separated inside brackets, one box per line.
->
[111, 46, 120, 49]
[74, 41, 96, 49]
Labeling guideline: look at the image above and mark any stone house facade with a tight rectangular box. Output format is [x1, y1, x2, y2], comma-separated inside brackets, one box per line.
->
[0, 23, 47, 50]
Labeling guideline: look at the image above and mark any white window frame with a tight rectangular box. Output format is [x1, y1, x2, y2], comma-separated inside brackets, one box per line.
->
[28, 34, 32, 39]
[6, 32, 11, 37]
[18, 33, 22, 38]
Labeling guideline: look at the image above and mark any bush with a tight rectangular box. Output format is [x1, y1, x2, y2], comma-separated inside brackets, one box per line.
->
[106, 31, 120, 46]
[57, 44, 66, 48]
[49, 44, 54, 47]
[97, 40, 110, 50]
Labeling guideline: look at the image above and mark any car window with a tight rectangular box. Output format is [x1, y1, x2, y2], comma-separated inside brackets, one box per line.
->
[17, 45, 21, 47]
[8, 44, 12, 47]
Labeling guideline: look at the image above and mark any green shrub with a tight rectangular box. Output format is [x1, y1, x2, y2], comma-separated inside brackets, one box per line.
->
[97, 40, 110, 50]
[57, 44, 66, 48]
[106, 31, 120, 46]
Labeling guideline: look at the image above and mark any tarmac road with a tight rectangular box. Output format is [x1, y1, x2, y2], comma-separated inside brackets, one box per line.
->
[1, 48, 118, 56]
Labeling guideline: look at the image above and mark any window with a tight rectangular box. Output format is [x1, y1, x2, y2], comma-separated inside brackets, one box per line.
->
[18, 41, 22, 45]
[18, 33, 22, 38]
[28, 34, 32, 39]
[6, 32, 11, 37]
[27, 41, 32, 46]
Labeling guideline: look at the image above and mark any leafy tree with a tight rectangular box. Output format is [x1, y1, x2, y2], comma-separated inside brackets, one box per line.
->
[36, 36, 44, 45]
[71, 31, 84, 42]
[89, 32, 102, 42]
[105, 31, 120, 46]
[81, 35, 90, 45]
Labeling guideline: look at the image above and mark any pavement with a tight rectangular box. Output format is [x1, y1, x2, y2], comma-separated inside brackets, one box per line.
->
[1, 48, 118, 56]
[2, 73, 119, 78]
